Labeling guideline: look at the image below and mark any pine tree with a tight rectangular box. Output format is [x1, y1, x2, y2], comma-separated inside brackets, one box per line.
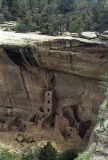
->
[39, 142, 57, 160]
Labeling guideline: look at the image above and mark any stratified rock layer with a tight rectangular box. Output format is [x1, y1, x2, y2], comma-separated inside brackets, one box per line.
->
[0, 31, 108, 151]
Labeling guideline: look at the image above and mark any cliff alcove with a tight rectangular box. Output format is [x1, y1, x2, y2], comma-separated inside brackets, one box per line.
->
[0, 31, 108, 152]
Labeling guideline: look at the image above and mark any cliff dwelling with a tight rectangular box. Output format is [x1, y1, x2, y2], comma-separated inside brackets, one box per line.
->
[0, 31, 107, 152]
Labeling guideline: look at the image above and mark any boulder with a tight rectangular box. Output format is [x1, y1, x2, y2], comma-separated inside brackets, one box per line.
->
[103, 30, 108, 35]
[15, 133, 24, 143]
[81, 32, 97, 39]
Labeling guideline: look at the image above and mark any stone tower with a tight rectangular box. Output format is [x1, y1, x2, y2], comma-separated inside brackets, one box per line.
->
[44, 90, 55, 117]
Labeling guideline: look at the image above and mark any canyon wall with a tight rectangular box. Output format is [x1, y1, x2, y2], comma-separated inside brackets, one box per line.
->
[0, 31, 108, 151]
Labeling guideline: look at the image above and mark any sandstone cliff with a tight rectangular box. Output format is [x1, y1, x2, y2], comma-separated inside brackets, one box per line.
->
[0, 31, 108, 151]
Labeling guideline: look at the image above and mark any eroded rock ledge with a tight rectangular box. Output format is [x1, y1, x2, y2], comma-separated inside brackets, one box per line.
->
[0, 31, 108, 151]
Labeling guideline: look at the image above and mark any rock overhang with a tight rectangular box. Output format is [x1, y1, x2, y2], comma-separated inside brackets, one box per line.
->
[0, 30, 107, 151]
[0, 30, 108, 81]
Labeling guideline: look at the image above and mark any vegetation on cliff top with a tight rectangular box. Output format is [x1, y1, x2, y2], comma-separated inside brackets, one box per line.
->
[0, 0, 108, 35]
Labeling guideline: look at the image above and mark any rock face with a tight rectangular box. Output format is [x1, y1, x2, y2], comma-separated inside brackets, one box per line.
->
[0, 31, 108, 151]
[79, 100, 108, 160]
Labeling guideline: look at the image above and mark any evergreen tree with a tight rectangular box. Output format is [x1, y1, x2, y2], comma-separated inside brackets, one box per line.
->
[0, 0, 107, 34]
[39, 142, 57, 160]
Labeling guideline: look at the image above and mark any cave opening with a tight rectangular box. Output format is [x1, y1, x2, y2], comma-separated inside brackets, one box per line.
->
[79, 120, 91, 139]
[29, 114, 36, 123]
[72, 105, 80, 123]
[0, 118, 5, 124]
[39, 106, 44, 113]
[4, 48, 25, 68]
[50, 122, 55, 128]
[68, 134, 70, 137]
[13, 116, 22, 127]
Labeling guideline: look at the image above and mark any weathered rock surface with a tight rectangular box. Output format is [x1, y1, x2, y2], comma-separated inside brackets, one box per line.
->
[81, 32, 97, 39]
[77, 100, 108, 160]
[0, 30, 108, 151]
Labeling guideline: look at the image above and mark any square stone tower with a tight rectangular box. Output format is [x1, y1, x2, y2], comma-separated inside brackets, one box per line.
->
[44, 90, 56, 116]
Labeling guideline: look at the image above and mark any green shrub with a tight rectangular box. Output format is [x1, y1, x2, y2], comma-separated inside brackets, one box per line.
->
[0, 151, 13, 160]
[33, 145, 41, 160]
[106, 99, 108, 109]
[39, 142, 57, 160]
[21, 145, 41, 160]
[0, 15, 4, 23]
[77, 149, 93, 160]
[0, 150, 20, 160]
[58, 149, 77, 160]
[21, 152, 34, 160]
[13, 17, 37, 32]
[100, 117, 105, 127]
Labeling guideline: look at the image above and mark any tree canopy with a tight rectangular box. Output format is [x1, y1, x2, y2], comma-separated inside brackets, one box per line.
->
[0, 0, 108, 35]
